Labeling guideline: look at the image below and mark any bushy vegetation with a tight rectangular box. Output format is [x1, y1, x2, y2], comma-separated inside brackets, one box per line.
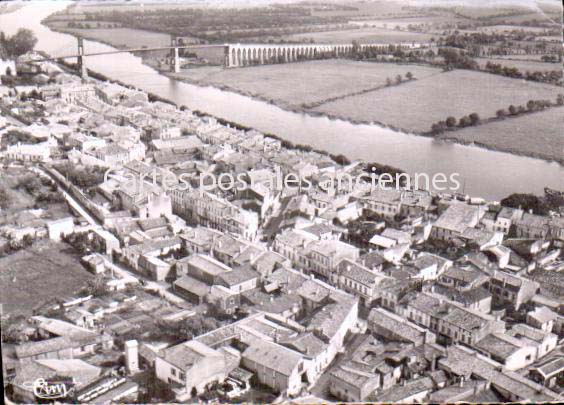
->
[0, 29, 37, 58]
[54, 163, 106, 190]
[501, 193, 564, 215]
[484, 61, 561, 84]
[74, 6, 352, 43]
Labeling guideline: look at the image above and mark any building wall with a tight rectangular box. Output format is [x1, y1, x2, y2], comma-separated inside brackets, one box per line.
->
[241, 357, 302, 396]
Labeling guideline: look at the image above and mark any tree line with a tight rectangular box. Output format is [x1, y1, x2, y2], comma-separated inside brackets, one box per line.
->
[0, 29, 37, 59]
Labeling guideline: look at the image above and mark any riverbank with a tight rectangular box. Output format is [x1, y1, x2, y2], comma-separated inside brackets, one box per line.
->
[162, 64, 564, 165]
[45, 21, 564, 165]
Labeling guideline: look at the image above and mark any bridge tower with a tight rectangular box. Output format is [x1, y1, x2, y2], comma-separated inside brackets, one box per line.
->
[170, 37, 180, 73]
[77, 37, 88, 80]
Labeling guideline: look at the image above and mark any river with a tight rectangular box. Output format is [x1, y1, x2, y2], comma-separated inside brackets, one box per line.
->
[1, 1, 562, 200]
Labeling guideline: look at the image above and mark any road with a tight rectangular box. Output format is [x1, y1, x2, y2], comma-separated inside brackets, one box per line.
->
[31, 166, 100, 226]
[32, 164, 189, 307]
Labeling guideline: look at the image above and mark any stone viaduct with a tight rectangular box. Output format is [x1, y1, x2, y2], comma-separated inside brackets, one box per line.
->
[223, 42, 424, 68]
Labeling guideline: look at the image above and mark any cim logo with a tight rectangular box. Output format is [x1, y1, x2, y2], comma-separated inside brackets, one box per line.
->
[30, 378, 75, 400]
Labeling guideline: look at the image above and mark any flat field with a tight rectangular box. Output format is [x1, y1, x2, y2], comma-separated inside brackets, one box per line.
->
[284, 27, 436, 44]
[475, 57, 561, 72]
[312, 69, 562, 133]
[47, 24, 173, 49]
[442, 106, 564, 162]
[0, 241, 93, 315]
[178, 60, 441, 110]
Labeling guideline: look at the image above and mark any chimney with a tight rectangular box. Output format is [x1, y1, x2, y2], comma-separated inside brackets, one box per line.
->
[459, 377, 464, 388]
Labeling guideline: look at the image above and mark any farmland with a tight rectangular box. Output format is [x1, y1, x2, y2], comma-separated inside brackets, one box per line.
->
[440, 106, 564, 162]
[312, 69, 563, 133]
[284, 27, 436, 44]
[46, 22, 174, 50]
[173, 60, 441, 110]
[475, 57, 561, 73]
[0, 241, 93, 316]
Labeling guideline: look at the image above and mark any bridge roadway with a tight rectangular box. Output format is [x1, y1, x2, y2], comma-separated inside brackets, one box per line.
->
[34, 40, 426, 70]
[32, 44, 226, 62]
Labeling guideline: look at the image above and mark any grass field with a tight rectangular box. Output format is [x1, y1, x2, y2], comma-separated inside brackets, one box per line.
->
[475, 57, 562, 73]
[350, 16, 459, 30]
[0, 168, 70, 227]
[0, 241, 93, 316]
[494, 54, 560, 62]
[442, 106, 564, 162]
[284, 27, 436, 44]
[47, 24, 174, 49]
[178, 60, 441, 110]
[313, 69, 563, 133]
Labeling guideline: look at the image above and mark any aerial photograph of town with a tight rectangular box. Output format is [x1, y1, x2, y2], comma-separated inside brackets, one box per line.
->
[0, 0, 562, 403]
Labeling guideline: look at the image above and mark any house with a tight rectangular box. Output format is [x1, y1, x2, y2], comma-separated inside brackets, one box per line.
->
[121, 238, 181, 271]
[431, 202, 484, 240]
[180, 227, 223, 255]
[485, 271, 539, 310]
[491, 207, 524, 234]
[155, 340, 229, 401]
[335, 259, 393, 307]
[438, 345, 559, 402]
[139, 255, 172, 281]
[507, 323, 558, 360]
[402, 292, 505, 346]
[176, 254, 231, 284]
[529, 357, 564, 388]
[216, 267, 259, 294]
[173, 275, 209, 304]
[171, 190, 259, 240]
[475, 333, 537, 371]
[328, 362, 380, 402]
[430, 284, 492, 313]
[374, 376, 434, 403]
[5, 141, 52, 162]
[282, 332, 329, 382]
[274, 229, 317, 266]
[459, 228, 503, 251]
[46, 217, 74, 242]
[514, 213, 550, 239]
[527, 306, 558, 333]
[151, 136, 203, 152]
[11, 359, 101, 403]
[91, 228, 120, 254]
[307, 239, 359, 280]
[438, 266, 488, 291]
[207, 285, 240, 315]
[241, 340, 305, 396]
[368, 307, 435, 346]
[361, 188, 402, 218]
[409, 253, 452, 281]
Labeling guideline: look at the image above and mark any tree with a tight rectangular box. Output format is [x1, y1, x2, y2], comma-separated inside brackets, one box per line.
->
[469, 113, 480, 125]
[395, 74, 403, 84]
[385, 78, 392, 86]
[5, 28, 37, 57]
[446, 116, 457, 127]
[500, 193, 549, 215]
[496, 109, 507, 118]
[405, 71, 414, 80]
[508, 105, 517, 115]
[458, 116, 471, 127]
[556, 94, 563, 106]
